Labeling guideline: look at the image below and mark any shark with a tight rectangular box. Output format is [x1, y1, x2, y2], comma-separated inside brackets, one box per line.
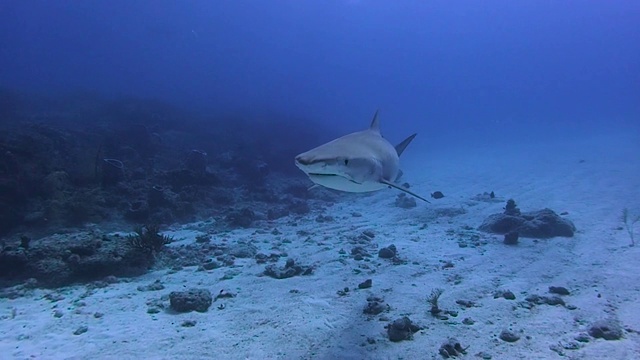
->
[294, 110, 429, 202]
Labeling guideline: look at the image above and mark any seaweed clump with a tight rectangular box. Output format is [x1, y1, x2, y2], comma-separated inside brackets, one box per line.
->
[621, 208, 640, 246]
[126, 224, 172, 254]
[427, 288, 444, 316]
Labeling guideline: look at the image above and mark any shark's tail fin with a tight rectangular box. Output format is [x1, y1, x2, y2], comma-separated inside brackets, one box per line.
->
[395, 133, 417, 157]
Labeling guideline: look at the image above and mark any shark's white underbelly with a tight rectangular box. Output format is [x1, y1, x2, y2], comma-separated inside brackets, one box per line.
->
[308, 174, 386, 193]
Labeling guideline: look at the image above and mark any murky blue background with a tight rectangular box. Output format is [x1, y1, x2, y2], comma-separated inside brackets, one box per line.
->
[1, 1, 638, 146]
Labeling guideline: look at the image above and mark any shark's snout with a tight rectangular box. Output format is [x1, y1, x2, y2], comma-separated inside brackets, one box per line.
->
[295, 153, 323, 168]
[294, 155, 310, 166]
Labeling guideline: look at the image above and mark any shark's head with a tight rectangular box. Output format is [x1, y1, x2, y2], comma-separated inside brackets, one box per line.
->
[295, 149, 385, 192]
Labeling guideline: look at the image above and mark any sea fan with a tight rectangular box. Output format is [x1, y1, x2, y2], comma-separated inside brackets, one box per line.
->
[621, 208, 640, 246]
[127, 224, 172, 254]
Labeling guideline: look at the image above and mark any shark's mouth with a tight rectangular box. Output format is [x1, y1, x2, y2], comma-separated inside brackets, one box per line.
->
[309, 173, 360, 184]
[309, 173, 338, 177]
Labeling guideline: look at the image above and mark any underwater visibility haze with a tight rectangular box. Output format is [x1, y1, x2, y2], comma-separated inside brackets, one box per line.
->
[0, 1, 639, 359]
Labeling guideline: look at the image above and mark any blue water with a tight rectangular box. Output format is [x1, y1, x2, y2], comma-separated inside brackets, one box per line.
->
[1, 1, 638, 147]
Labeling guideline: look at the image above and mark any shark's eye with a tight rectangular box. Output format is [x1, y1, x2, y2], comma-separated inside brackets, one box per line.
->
[344, 159, 349, 166]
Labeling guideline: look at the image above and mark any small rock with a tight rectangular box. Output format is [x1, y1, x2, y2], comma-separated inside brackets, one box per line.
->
[351, 246, 371, 260]
[499, 329, 520, 342]
[378, 245, 397, 259]
[462, 317, 475, 325]
[137, 280, 165, 292]
[362, 230, 375, 239]
[549, 286, 570, 295]
[201, 261, 220, 270]
[363, 296, 388, 315]
[89, 280, 110, 289]
[216, 254, 235, 266]
[228, 243, 257, 258]
[574, 333, 590, 343]
[503, 231, 519, 245]
[225, 208, 256, 228]
[267, 207, 289, 220]
[525, 294, 565, 306]
[287, 200, 310, 215]
[395, 193, 417, 209]
[169, 288, 213, 313]
[444, 310, 458, 317]
[315, 214, 334, 223]
[544, 296, 566, 306]
[358, 279, 372, 289]
[214, 290, 236, 301]
[264, 260, 313, 279]
[438, 338, 467, 358]
[494, 290, 515, 300]
[73, 326, 88, 335]
[195, 234, 211, 243]
[504, 199, 520, 215]
[455, 299, 475, 308]
[44, 293, 65, 302]
[337, 287, 350, 296]
[588, 319, 623, 340]
[387, 316, 420, 342]
[559, 341, 581, 350]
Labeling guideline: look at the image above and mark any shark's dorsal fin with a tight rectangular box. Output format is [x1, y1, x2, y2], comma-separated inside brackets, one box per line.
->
[395, 133, 417, 157]
[369, 109, 381, 134]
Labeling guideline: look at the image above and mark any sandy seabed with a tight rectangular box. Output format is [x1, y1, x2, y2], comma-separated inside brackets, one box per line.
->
[1, 131, 639, 360]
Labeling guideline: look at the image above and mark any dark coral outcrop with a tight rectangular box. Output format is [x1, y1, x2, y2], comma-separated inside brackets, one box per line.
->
[479, 200, 576, 238]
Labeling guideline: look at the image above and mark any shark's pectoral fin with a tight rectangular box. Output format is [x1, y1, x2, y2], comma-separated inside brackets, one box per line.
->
[394, 169, 404, 182]
[380, 179, 431, 203]
[395, 133, 417, 157]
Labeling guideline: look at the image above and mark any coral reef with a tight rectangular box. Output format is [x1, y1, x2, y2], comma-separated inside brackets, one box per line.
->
[0, 231, 155, 288]
[479, 199, 576, 238]
[0, 91, 332, 237]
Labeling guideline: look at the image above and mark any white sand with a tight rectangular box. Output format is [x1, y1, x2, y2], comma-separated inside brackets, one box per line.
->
[1, 130, 639, 359]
